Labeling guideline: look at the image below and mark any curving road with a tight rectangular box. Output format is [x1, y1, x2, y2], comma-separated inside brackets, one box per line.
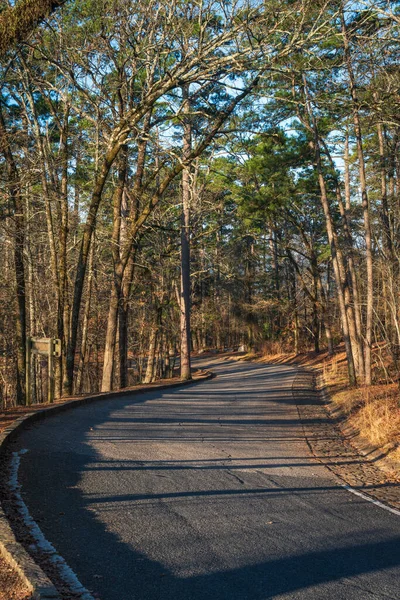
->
[12, 359, 400, 599]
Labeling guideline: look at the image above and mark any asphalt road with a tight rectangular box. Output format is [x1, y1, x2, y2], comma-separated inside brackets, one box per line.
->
[13, 359, 400, 599]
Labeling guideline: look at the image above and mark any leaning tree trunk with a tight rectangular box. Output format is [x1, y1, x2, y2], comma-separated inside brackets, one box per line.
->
[316, 162, 357, 385]
[301, 78, 357, 384]
[309, 133, 357, 384]
[341, 133, 365, 378]
[322, 136, 364, 380]
[67, 126, 133, 393]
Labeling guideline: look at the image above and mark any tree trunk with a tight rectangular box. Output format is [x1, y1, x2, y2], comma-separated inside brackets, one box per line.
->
[180, 85, 192, 380]
[311, 257, 320, 353]
[0, 109, 27, 405]
[67, 130, 132, 393]
[342, 11, 373, 385]
[57, 112, 70, 398]
[322, 135, 364, 379]
[144, 324, 158, 384]
[76, 241, 95, 393]
[101, 152, 127, 392]
[118, 251, 136, 388]
[302, 78, 357, 384]
[376, 119, 393, 260]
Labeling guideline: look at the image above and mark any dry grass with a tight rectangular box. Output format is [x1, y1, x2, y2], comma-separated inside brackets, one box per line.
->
[0, 554, 31, 600]
[333, 384, 400, 463]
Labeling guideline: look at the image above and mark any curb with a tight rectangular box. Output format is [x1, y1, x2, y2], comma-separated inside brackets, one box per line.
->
[0, 372, 214, 599]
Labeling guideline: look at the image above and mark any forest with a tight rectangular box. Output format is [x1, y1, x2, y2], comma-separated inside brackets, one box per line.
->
[0, 0, 400, 406]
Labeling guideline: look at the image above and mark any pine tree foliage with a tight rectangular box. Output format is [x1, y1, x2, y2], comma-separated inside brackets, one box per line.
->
[0, 0, 66, 56]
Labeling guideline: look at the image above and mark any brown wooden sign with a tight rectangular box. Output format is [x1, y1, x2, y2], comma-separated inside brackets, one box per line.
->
[26, 337, 61, 405]
[30, 337, 61, 357]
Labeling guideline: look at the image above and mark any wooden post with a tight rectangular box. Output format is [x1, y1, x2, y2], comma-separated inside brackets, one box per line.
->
[26, 337, 31, 406]
[48, 338, 54, 404]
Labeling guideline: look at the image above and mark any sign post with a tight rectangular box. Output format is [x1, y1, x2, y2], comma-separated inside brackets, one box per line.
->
[25, 337, 32, 406]
[26, 338, 61, 405]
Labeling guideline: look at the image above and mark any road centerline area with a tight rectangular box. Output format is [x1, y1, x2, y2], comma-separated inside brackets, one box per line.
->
[8, 360, 400, 600]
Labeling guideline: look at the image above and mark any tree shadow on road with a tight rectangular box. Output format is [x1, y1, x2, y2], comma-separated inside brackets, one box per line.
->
[8, 362, 400, 599]
[16, 445, 400, 600]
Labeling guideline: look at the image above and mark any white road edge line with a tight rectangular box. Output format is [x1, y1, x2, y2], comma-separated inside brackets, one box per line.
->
[319, 381, 400, 518]
[294, 371, 400, 518]
[342, 484, 400, 516]
[9, 449, 95, 600]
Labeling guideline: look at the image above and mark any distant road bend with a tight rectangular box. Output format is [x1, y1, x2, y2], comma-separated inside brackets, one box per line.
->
[11, 359, 400, 599]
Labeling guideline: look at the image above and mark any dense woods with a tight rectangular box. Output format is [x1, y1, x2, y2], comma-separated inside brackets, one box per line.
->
[1, 0, 400, 405]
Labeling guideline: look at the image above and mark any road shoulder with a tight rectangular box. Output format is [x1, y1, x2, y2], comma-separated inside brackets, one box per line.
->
[292, 369, 400, 511]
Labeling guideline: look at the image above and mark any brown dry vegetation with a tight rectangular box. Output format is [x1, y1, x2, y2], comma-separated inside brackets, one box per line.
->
[330, 383, 400, 464]
[0, 554, 31, 600]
